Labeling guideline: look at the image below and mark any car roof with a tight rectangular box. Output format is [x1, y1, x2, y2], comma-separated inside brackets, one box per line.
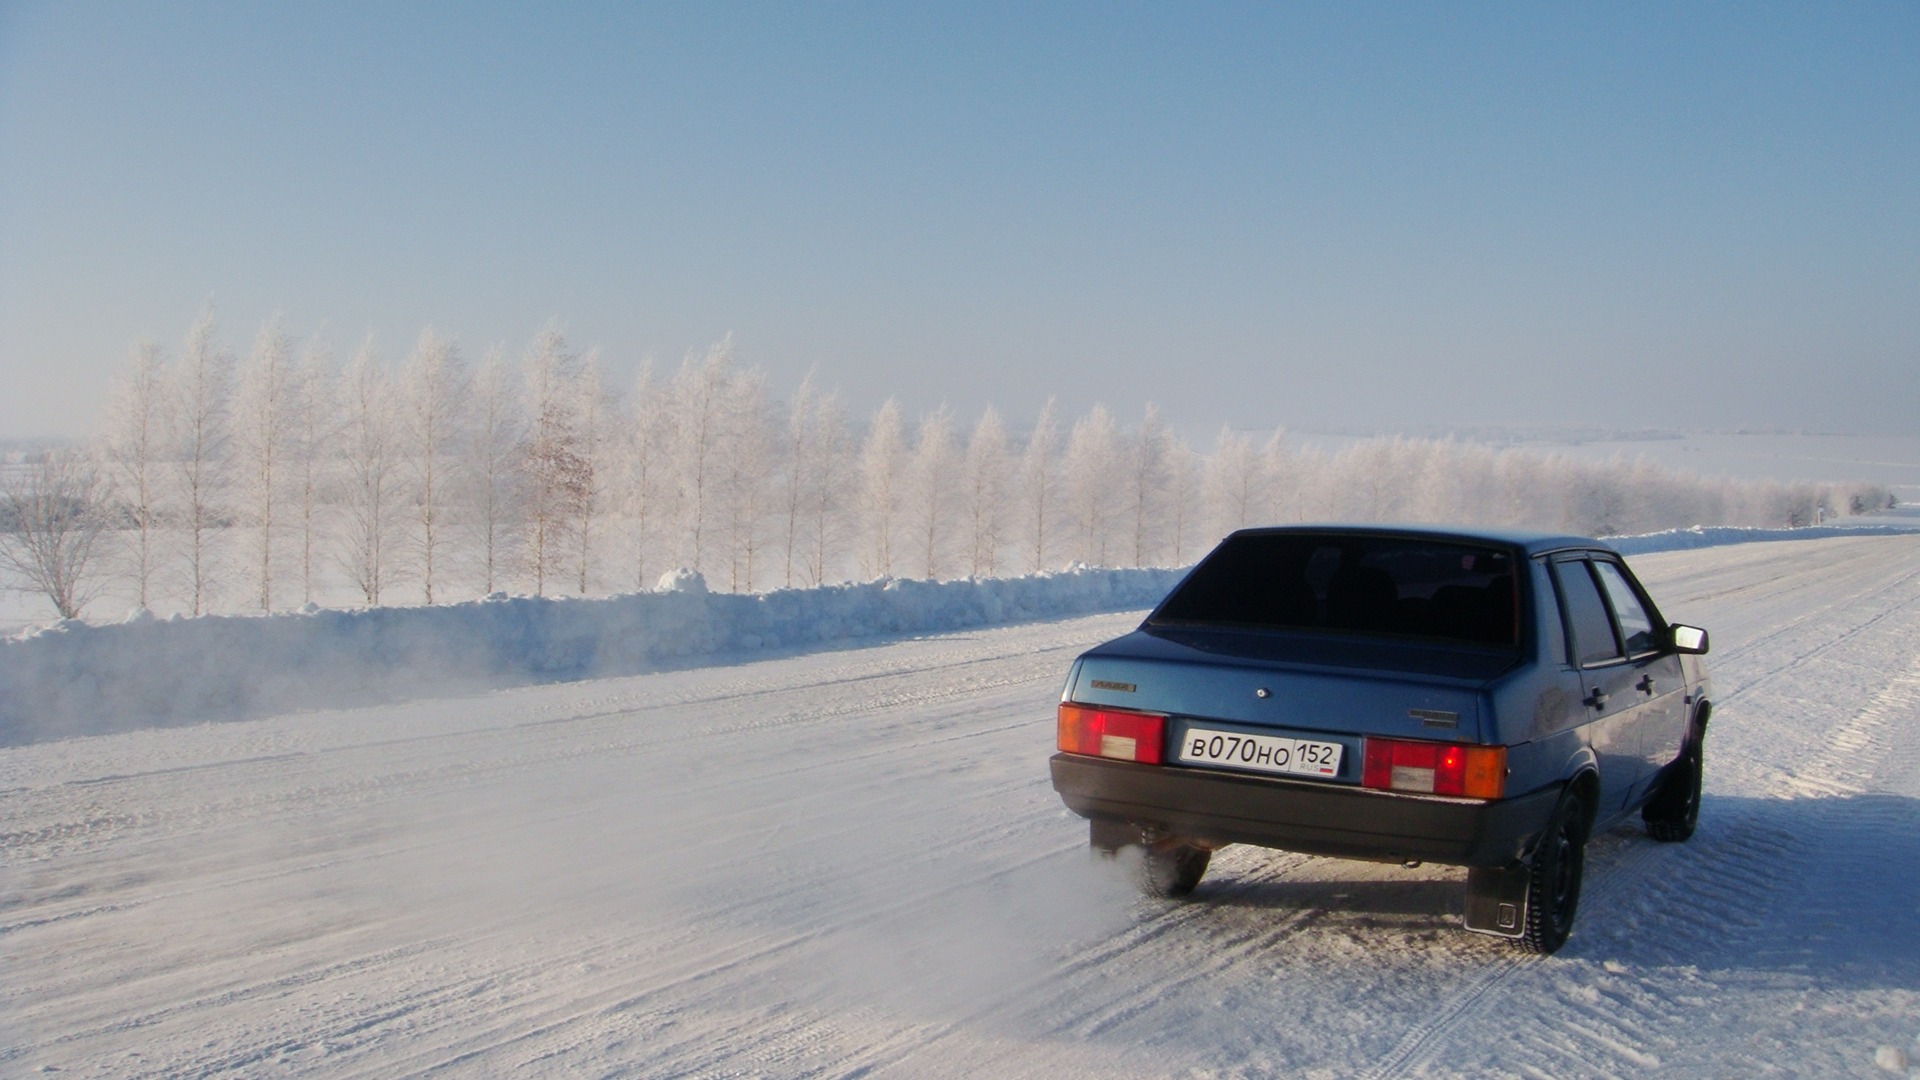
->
[1220, 523, 1616, 559]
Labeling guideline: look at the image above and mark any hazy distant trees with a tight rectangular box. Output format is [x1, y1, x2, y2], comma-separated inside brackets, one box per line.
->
[26, 308, 1895, 624]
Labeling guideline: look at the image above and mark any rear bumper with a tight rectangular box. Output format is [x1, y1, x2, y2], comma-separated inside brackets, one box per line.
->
[1050, 753, 1558, 867]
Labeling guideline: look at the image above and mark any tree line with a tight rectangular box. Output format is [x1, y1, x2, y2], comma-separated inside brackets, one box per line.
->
[0, 311, 1896, 620]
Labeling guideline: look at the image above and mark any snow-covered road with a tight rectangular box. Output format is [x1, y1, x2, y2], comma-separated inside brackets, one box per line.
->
[5, 536, 1920, 1077]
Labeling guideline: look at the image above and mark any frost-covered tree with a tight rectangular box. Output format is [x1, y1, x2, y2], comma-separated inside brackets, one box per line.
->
[1411, 439, 1498, 526]
[1203, 426, 1261, 537]
[1492, 447, 1550, 528]
[961, 406, 1011, 578]
[168, 308, 233, 616]
[233, 315, 293, 611]
[1063, 404, 1121, 566]
[1164, 429, 1200, 565]
[464, 346, 523, 595]
[101, 339, 168, 609]
[1020, 398, 1059, 573]
[288, 336, 334, 606]
[1124, 405, 1169, 567]
[780, 373, 817, 588]
[663, 339, 737, 578]
[859, 399, 906, 578]
[399, 328, 469, 604]
[719, 366, 776, 592]
[1259, 427, 1294, 526]
[1338, 436, 1418, 522]
[619, 360, 663, 591]
[805, 392, 850, 586]
[339, 338, 400, 604]
[521, 325, 587, 596]
[570, 349, 614, 595]
[0, 447, 110, 620]
[907, 405, 957, 580]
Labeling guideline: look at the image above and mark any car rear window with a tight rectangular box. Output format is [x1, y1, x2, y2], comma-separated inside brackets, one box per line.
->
[1149, 533, 1520, 646]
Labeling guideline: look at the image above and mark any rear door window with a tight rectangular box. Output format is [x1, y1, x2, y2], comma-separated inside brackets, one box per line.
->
[1553, 559, 1623, 667]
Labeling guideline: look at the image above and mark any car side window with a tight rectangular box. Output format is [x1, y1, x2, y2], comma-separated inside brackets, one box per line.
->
[1553, 558, 1622, 667]
[1592, 560, 1657, 655]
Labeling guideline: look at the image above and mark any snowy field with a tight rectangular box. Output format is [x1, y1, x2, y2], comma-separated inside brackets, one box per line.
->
[5, 533, 1920, 1076]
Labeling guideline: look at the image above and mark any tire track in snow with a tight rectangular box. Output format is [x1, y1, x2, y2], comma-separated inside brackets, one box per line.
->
[0, 631, 1091, 878]
[52, 653, 1105, 1068]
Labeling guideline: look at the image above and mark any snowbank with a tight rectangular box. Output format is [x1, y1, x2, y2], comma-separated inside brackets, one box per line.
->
[0, 566, 1187, 745]
[1606, 522, 1920, 555]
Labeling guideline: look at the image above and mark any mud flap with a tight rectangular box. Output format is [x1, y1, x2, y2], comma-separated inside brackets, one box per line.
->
[1464, 863, 1530, 939]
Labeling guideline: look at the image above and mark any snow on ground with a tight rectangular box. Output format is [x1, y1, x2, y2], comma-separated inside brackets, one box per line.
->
[4, 534, 1920, 1076]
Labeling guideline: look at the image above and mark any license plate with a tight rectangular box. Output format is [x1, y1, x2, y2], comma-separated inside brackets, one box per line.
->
[1177, 727, 1344, 778]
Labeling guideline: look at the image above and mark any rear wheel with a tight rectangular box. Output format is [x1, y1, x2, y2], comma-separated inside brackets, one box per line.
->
[1140, 841, 1211, 898]
[1643, 735, 1703, 842]
[1518, 787, 1587, 955]
[1090, 821, 1211, 898]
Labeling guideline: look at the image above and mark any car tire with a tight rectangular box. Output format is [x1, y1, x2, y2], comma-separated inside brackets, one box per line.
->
[1140, 841, 1211, 899]
[1518, 786, 1587, 955]
[1643, 736, 1702, 842]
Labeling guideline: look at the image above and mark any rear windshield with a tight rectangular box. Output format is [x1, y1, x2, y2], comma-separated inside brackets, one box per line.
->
[1150, 533, 1520, 646]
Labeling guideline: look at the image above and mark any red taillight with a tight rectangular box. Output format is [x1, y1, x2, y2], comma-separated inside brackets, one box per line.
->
[1362, 737, 1505, 799]
[1057, 703, 1167, 765]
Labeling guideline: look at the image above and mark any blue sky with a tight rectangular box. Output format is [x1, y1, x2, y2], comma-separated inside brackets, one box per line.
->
[1, 2, 1915, 438]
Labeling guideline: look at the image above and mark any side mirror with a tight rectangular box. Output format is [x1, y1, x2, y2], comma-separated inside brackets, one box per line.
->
[1669, 624, 1709, 655]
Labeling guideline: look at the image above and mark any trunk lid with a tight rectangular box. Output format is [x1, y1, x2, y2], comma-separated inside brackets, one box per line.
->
[1070, 626, 1512, 745]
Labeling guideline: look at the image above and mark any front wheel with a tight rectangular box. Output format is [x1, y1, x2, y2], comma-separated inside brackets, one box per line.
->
[1519, 787, 1587, 955]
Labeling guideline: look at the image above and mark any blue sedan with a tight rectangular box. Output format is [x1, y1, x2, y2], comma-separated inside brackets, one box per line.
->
[1050, 525, 1711, 954]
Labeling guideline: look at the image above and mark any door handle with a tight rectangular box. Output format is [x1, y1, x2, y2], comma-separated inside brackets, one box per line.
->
[1637, 674, 1657, 695]
[1585, 688, 1609, 710]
